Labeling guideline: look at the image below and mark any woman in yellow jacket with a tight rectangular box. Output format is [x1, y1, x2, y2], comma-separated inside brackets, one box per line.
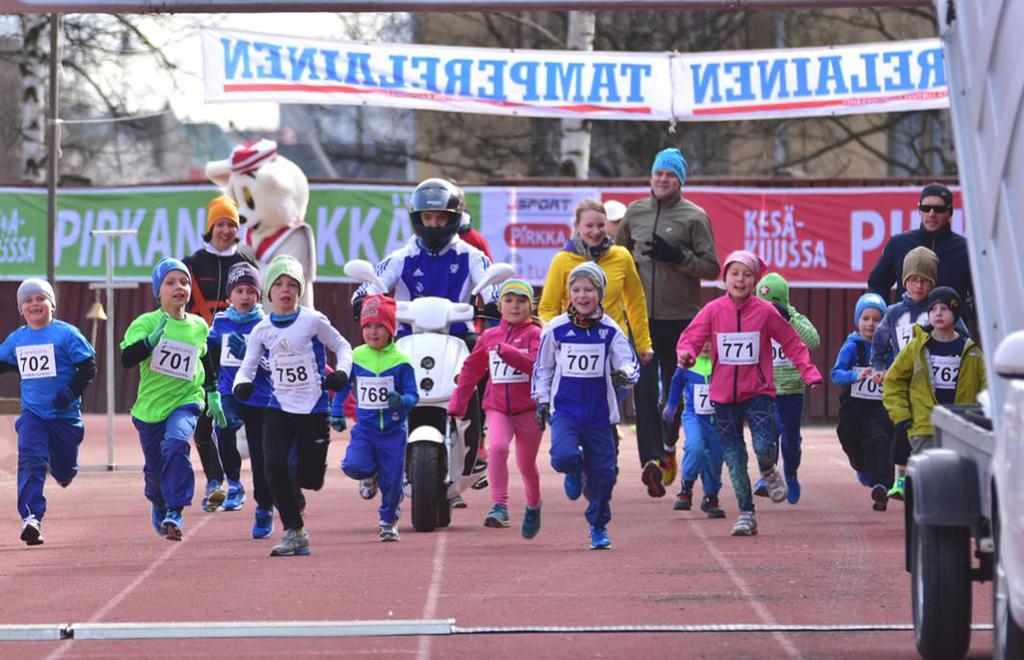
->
[539, 199, 653, 363]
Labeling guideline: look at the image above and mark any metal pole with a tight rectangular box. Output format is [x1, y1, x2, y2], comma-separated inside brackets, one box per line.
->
[45, 13, 59, 286]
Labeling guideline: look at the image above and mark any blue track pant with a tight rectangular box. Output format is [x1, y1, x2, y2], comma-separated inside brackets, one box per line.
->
[342, 424, 407, 524]
[133, 404, 201, 510]
[16, 412, 84, 521]
[680, 414, 724, 496]
[549, 415, 616, 530]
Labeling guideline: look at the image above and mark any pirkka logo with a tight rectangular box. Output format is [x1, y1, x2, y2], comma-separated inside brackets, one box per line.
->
[504, 223, 572, 248]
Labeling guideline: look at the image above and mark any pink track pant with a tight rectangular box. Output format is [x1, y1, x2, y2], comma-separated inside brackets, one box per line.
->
[485, 409, 542, 508]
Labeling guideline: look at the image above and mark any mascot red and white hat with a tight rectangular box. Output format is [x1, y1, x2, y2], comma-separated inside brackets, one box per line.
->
[230, 139, 278, 174]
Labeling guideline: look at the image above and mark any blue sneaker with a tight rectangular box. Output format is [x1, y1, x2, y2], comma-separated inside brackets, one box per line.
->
[589, 525, 612, 550]
[857, 471, 872, 487]
[753, 478, 769, 497]
[151, 503, 166, 536]
[484, 503, 511, 528]
[521, 504, 541, 540]
[162, 509, 183, 541]
[563, 472, 583, 501]
[223, 481, 246, 511]
[201, 479, 225, 512]
[786, 475, 801, 504]
[252, 507, 274, 539]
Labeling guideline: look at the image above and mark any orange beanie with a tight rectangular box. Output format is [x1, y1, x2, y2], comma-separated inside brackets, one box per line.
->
[206, 195, 240, 232]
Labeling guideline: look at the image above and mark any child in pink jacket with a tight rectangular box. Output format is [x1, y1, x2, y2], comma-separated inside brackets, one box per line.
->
[676, 250, 822, 537]
[449, 278, 543, 539]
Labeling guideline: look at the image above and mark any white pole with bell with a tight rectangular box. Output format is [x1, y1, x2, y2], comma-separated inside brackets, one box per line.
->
[88, 229, 138, 471]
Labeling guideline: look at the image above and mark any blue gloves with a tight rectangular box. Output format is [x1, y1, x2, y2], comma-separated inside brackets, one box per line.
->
[228, 332, 247, 360]
[329, 415, 347, 432]
[387, 391, 404, 410]
[535, 403, 550, 432]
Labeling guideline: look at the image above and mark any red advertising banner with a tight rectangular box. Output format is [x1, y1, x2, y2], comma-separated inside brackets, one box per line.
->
[601, 186, 964, 287]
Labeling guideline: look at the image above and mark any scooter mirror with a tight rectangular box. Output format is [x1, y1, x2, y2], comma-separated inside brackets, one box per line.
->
[471, 262, 516, 297]
[344, 259, 387, 292]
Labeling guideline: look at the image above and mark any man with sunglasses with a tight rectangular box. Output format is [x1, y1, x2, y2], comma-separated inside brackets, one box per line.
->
[867, 183, 974, 323]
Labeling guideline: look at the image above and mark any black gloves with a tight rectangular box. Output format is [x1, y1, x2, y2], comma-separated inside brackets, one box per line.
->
[642, 234, 683, 264]
[233, 382, 255, 402]
[773, 304, 791, 321]
[894, 419, 911, 446]
[322, 370, 349, 392]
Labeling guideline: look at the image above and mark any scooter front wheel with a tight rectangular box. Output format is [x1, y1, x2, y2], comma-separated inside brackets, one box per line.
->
[410, 443, 444, 533]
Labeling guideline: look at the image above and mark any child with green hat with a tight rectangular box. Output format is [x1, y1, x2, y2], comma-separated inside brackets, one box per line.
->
[233, 255, 352, 556]
[754, 272, 820, 504]
[449, 278, 544, 537]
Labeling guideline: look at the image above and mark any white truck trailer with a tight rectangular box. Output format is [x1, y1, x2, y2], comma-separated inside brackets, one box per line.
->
[904, 1, 1024, 658]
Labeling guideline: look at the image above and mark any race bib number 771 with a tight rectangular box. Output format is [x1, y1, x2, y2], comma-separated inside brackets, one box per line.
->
[717, 331, 760, 365]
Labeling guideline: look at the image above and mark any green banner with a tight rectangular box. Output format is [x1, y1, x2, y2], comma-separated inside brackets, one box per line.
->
[0, 185, 480, 281]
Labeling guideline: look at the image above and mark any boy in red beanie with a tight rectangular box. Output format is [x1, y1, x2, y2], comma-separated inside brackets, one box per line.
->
[330, 295, 419, 541]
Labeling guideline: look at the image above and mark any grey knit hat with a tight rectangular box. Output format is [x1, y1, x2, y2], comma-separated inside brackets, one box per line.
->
[17, 278, 55, 312]
[567, 261, 607, 301]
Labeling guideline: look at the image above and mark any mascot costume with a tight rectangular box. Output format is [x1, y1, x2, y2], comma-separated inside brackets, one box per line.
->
[205, 139, 316, 308]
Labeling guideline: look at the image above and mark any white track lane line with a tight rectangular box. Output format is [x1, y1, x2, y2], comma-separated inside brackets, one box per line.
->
[45, 515, 214, 660]
[415, 533, 448, 660]
[690, 520, 803, 660]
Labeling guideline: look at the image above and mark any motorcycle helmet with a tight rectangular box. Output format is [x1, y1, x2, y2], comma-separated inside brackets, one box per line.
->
[409, 178, 461, 253]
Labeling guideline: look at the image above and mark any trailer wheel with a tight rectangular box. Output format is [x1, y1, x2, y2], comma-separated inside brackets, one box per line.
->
[912, 522, 972, 658]
[993, 509, 1024, 660]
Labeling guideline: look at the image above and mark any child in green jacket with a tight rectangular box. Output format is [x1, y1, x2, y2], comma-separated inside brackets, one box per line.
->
[754, 273, 820, 504]
[882, 287, 985, 499]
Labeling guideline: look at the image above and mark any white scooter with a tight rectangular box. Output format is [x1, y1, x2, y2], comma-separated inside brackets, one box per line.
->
[343, 259, 514, 532]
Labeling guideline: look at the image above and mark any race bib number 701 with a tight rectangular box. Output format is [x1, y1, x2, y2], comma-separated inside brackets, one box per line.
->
[149, 338, 198, 381]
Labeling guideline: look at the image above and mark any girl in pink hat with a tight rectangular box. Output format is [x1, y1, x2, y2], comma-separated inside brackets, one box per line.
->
[675, 250, 822, 536]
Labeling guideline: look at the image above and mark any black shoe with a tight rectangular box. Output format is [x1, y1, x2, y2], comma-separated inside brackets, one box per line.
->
[701, 495, 726, 519]
[673, 488, 693, 511]
[641, 460, 666, 498]
[871, 484, 888, 511]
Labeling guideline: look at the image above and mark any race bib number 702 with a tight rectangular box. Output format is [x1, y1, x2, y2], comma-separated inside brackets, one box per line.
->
[16, 344, 57, 380]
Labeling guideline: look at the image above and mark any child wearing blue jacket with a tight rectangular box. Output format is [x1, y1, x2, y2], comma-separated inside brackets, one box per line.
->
[661, 341, 725, 519]
[532, 262, 639, 550]
[0, 279, 96, 545]
[830, 293, 894, 511]
[330, 294, 418, 542]
[208, 263, 278, 538]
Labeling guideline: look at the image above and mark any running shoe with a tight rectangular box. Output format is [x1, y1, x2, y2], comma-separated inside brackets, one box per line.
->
[20, 516, 43, 546]
[450, 495, 468, 509]
[150, 503, 166, 536]
[641, 460, 666, 498]
[871, 484, 889, 511]
[753, 478, 769, 497]
[589, 525, 612, 550]
[701, 495, 727, 519]
[673, 487, 693, 511]
[270, 528, 311, 556]
[662, 450, 678, 487]
[857, 471, 872, 487]
[162, 509, 183, 542]
[521, 504, 541, 540]
[252, 507, 274, 539]
[563, 472, 584, 501]
[379, 521, 400, 542]
[763, 467, 788, 504]
[483, 503, 511, 528]
[201, 479, 225, 512]
[222, 481, 246, 511]
[887, 475, 906, 502]
[785, 474, 801, 505]
[731, 511, 758, 536]
[359, 476, 378, 500]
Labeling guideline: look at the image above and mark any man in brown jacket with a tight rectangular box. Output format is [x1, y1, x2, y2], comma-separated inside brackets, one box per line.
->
[617, 147, 720, 499]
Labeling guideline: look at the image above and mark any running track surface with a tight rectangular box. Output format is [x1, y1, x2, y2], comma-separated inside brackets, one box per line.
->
[0, 415, 994, 658]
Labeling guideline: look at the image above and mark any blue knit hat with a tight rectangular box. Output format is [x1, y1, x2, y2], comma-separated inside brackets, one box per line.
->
[651, 148, 688, 186]
[854, 293, 887, 326]
[152, 258, 190, 301]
